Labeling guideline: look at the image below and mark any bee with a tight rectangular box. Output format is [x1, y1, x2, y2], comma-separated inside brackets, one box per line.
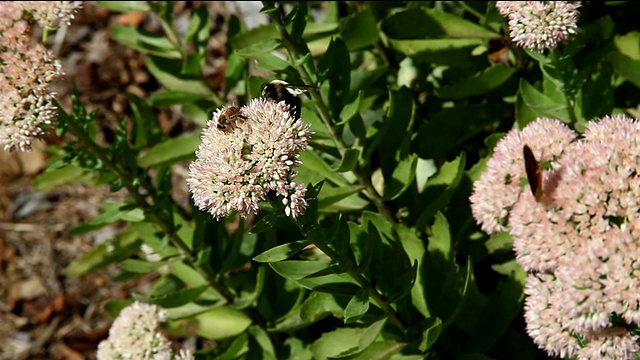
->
[261, 80, 315, 119]
[216, 104, 246, 131]
[523, 144, 543, 201]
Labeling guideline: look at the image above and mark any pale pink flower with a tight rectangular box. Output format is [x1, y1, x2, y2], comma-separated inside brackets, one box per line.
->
[473, 115, 640, 359]
[496, 1, 581, 53]
[577, 327, 640, 360]
[524, 273, 581, 359]
[21, 1, 82, 28]
[0, 2, 73, 151]
[188, 98, 312, 220]
[470, 118, 576, 234]
[96, 302, 172, 360]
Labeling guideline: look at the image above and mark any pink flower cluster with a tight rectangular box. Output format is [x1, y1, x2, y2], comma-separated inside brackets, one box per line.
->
[496, 1, 581, 53]
[0, 2, 80, 151]
[96, 301, 193, 360]
[471, 115, 640, 359]
[188, 98, 313, 220]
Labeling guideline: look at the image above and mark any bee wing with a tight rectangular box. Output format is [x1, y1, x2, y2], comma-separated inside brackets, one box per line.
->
[284, 85, 315, 95]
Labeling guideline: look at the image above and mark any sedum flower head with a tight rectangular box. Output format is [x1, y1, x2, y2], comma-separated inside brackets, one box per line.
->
[469, 118, 576, 234]
[472, 115, 640, 359]
[188, 98, 313, 220]
[0, 2, 74, 151]
[96, 301, 172, 360]
[21, 1, 82, 28]
[496, 1, 581, 53]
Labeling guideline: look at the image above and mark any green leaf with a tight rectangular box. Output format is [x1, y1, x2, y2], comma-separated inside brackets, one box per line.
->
[415, 153, 466, 228]
[236, 39, 281, 56]
[148, 90, 208, 106]
[298, 149, 349, 187]
[343, 288, 369, 323]
[134, 285, 209, 309]
[253, 240, 312, 263]
[381, 8, 498, 40]
[137, 134, 200, 167]
[248, 326, 277, 359]
[277, 263, 359, 296]
[419, 317, 443, 352]
[182, 101, 214, 126]
[119, 258, 169, 273]
[183, 6, 210, 54]
[339, 6, 379, 50]
[384, 154, 418, 200]
[322, 195, 369, 212]
[336, 90, 363, 125]
[386, 38, 486, 67]
[376, 87, 414, 172]
[127, 92, 164, 148]
[317, 185, 363, 210]
[516, 79, 571, 127]
[97, 1, 150, 12]
[282, 338, 314, 360]
[398, 225, 429, 318]
[248, 212, 287, 234]
[485, 232, 513, 255]
[231, 23, 279, 49]
[71, 202, 144, 234]
[33, 165, 95, 192]
[333, 148, 361, 173]
[311, 318, 387, 359]
[103, 299, 134, 318]
[347, 340, 406, 360]
[110, 26, 181, 59]
[435, 65, 516, 100]
[144, 56, 212, 96]
[270, 260, 332, 281]
[165, 302, 216, 320]
[318, 38, 350, 116]
[167, 261, 209, 288]
[429, 212, 452, 261]
[612, 32, 640, 88]
[63, 228, 141, 277]
[614, 31, 640, 61]
[465, 276, 524, 352]
[272, 292, 343, 332]
[492, 259, 526, 282]
[205, 333, 249, 360]
[195, 306, 253, 340]
[251, 52, 291, 71]
[413, 104, 508, 159]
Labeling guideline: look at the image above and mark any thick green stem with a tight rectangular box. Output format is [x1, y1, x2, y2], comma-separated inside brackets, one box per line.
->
[64, 110, 234, 303]
[268, 4, 396, 223]
[303, 224, 405, 331]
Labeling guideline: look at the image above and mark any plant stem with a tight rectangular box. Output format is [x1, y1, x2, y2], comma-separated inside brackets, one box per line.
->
[456, 1, 484, 20]
[302, 223, 405, 331]
[64, 106, 234, 303]
[267, 4, 396, 223]
[147, 1, 187, 60]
